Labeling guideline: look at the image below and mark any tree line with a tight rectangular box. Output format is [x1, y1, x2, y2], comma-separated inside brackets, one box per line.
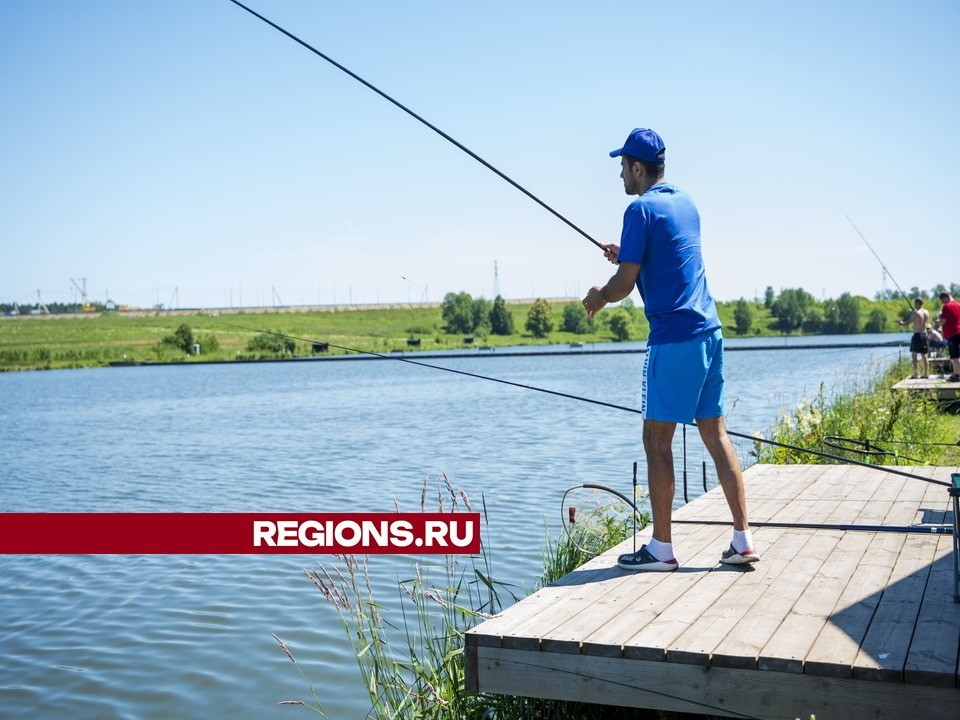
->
[874, 282, 960, 302]
[442, 285, 951, 343]
[441, 292, 642, 341]
[729, 285, 955, 337]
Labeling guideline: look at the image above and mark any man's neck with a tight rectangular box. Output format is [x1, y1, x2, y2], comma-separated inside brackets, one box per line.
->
[639, 176, 665, 195]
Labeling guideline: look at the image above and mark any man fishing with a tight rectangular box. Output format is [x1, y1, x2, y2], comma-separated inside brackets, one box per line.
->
[582, 128, 758, 571]
[898, 298, 930, 378]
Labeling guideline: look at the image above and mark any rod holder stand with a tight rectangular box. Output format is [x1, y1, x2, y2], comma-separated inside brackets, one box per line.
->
[950, 473, 960, 603]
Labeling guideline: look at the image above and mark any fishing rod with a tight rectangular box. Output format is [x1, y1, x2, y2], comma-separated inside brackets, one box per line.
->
[821, 435, 929, 466]
[562, 483, 953, 536]
[831, 196, 914, 312]
[215, 320, 951, 488]
[673, 518, 953, 535]
[226, 0, 605, 252]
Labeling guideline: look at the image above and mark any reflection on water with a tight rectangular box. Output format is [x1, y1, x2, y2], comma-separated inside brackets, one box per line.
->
[0, 337, 902, 718]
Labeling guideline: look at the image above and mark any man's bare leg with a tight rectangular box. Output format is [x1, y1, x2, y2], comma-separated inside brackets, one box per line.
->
[696, 416, 759, 564]
[643, 419, 677, 543]
[695, 416, 748, 530]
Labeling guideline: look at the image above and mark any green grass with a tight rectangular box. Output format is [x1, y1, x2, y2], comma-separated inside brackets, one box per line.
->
[0, 301, 618, 371]
[756, 357, 960, 466]
[0, 296, 914, 372]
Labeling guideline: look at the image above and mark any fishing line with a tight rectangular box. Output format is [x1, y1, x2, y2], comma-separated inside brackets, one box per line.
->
[215, 320, 951, 488]
[830, 196, 914, 312]
[226, 0, 605, 251]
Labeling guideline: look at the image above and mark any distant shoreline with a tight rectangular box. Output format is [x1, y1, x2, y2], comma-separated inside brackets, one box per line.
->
[0, 298, 911, 373]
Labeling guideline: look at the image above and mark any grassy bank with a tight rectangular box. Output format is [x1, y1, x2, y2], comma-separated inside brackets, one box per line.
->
[756, 357, 960, 466]
[0, 295, 913, 372]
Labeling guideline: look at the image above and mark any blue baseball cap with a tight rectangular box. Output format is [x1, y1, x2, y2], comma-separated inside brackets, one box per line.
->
[609, 128, 665, 162]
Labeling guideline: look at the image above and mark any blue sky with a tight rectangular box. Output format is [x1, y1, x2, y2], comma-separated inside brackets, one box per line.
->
[1, 1, 957, 310]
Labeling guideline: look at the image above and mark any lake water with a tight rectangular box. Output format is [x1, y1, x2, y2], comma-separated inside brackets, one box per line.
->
[0, 335, 905, 719]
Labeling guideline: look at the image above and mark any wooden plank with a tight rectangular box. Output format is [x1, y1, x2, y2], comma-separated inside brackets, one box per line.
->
[752, 464, 830, 502]
[664, 529, 822, 667]
[469, 463, 823, 653]
[853, 533, 939, 682]
[882, 472, 937, 527]
[464, 643, 479, 693]
[904, 535, 960, 687]
[918, 473, 954, 525]
[469, 517, 719, 651]
[709, 530, 844, 670]
[574, 468, 820, 660]
[465, 556, 627, 648]
[467, 559, 639, 650]
[849, 468, 908, 525]
[576, 523, 743, 658]
[757, 531, 874, 673]
[893, 377, 960, 400]
[804, 531, 906, 678]
[541, 523, 731, 655]
[473, 646, 960, 720]
[813, 464, 872, 505]
[790, 463, 847, 502]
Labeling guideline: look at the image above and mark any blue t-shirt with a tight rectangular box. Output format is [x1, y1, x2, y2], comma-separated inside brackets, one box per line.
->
[616, 183, 721, 345]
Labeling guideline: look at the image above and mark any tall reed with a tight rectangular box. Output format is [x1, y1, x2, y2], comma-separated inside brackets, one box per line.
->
[277, 473, 661, 719]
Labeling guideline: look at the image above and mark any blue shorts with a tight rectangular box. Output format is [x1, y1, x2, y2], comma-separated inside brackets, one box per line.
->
[641, 327, 724, 423]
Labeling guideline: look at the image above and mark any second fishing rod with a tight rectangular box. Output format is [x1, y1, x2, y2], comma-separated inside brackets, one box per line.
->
[215, 320, 952, 489]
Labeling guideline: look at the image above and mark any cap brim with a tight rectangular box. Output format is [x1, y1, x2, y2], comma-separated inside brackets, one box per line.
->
[609, 148, 624, 158]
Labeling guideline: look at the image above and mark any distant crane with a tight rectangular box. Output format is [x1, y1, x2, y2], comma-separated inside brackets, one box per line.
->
[70, 277, 95, 312]
[36, 290, 50, 315]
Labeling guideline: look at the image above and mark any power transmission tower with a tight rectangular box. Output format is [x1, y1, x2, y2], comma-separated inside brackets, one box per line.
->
[492, 260, 500, 298]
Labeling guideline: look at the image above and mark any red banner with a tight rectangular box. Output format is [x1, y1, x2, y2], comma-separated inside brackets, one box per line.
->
[0, 513, 481, 554]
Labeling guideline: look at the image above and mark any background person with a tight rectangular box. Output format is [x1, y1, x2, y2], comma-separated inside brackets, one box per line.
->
[898, 298, 930, 378]
[926, 324, 945, 353]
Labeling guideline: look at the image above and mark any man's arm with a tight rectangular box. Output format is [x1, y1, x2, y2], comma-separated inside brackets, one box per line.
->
[582, 261, 640, 318]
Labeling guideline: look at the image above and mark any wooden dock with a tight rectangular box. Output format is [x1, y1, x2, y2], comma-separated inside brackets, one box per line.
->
[892, 375, 960, 405]
[466, 464, 960, 719]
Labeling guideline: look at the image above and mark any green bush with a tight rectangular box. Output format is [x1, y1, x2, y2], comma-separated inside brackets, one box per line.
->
[441, 292, 490, 334]
[489, 295, 515, 336]
[161, 323, 195, 354]
[733, 298, 752, 336]
[247, 332, 295, 355]
[197, 333, 220, 354]
[525, 298, 554, 338]
[608, 308, 633, 341]
[561, 302, 594, 334]
[864, 308, 887, 334]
